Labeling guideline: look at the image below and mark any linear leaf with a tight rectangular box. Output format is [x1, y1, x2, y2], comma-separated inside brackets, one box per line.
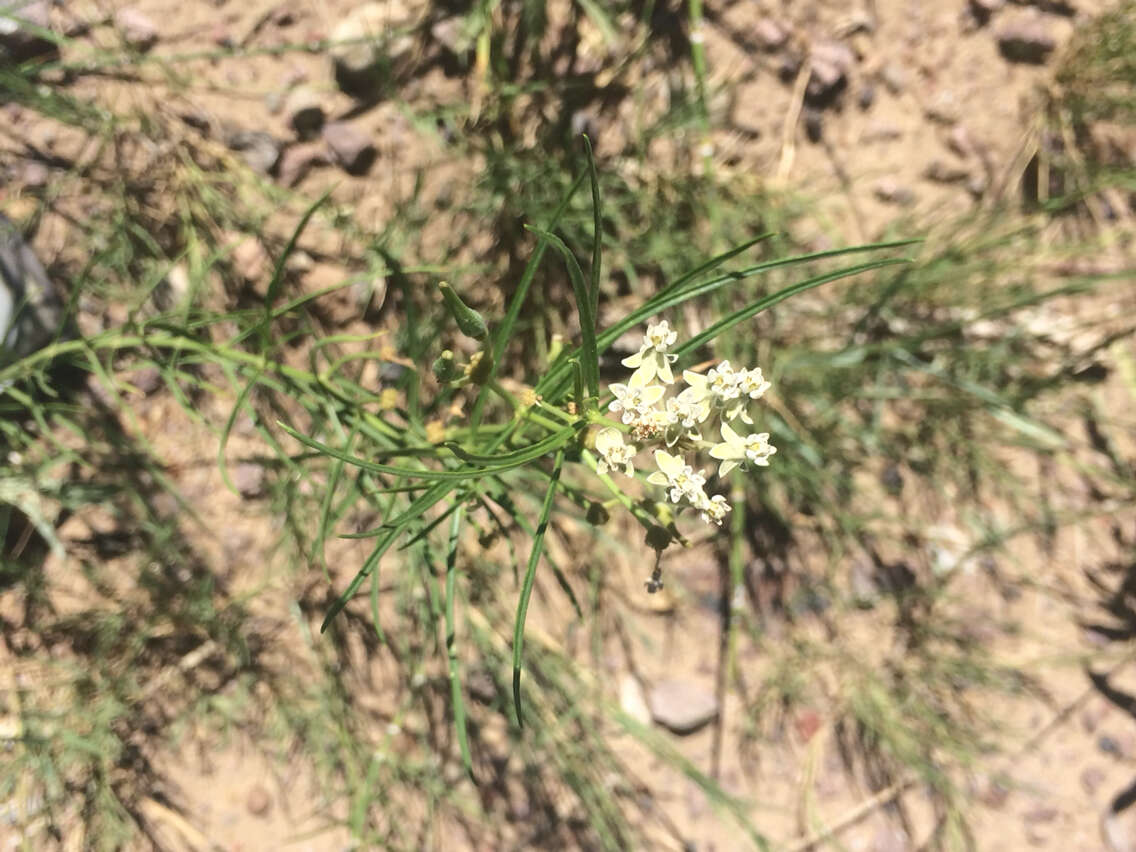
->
[583, 134, 602, 320]
[471, 169, 587, 428]
[526, 227, 600, 401]
[279, 420, 547, 482]
[443, 422, 582, 465]
[444, 506, 474, 779]
[676, 257, 913, 356]
[512, 448, 565, 727]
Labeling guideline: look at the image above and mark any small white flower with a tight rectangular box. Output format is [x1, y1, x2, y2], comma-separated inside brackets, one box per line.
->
[709, 423, 776, 477]
[696, 494, 731, 526]
[739, 367, 771, 400]
[707, 360, 742, 401]
[647, 450, 706, 504]
[622, 321, 680, 383]
[595, 427, 636, 477]
[608, 367, 666, 424]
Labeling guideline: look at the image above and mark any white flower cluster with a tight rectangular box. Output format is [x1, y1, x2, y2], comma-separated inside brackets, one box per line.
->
[593, 321, 776, 527]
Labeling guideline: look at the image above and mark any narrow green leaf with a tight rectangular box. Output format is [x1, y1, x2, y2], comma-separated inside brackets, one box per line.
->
[260, 189, 333, 351]
[369, 565, 386, 645]
[525, 227, 600, 401]
[535, 239, 920, 397]
[571, 358, 584, 415]
[443, 422, 582, 465]
[322, 481, 455, 631]
[513, 448, 565, 728]
[321, 532, 394, 633]
[676, 257, 913, 356]
[315, 422, 359, 574]
[582, 134, 602, 320]
[278, 420, 546, 481]
[471, 168, 587, 428]
[444, 506, 474, 779]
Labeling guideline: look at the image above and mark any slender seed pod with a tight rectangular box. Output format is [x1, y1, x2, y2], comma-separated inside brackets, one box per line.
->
[439, 281, 488, 341]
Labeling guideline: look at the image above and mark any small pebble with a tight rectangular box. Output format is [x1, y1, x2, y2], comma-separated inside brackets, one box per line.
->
[115, 8, 159, 52]
[1081, 766, 1107, 795]
[648, 679, 719, 735]
[321, 122, 377, 175]
[245, 785, 272, 817]
[997, 10, 1057, 64]
[234, 462, 266, 499]
[285, 87, 325, 139]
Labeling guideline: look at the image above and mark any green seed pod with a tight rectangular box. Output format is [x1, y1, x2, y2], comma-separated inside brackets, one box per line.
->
[439, 281, 488, 341]
[431, 350, 462, 383]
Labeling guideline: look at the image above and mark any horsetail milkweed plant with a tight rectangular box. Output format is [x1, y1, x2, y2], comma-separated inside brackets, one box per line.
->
[279, 156, 914, 750]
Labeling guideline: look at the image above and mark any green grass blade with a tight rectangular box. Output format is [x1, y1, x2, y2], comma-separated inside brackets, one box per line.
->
[525, 227, 600, 402]
[444, 505, 474, 780]
[512, 448, 565, 727]
[264, 189, 333, 323]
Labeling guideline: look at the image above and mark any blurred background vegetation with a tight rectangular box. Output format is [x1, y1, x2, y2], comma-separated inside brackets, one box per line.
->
[1, 0, 1134, 849]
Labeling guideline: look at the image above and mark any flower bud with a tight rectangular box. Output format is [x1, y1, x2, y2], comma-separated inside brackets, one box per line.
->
[439, 281, 488, 341]
[431, 350, 462, 383]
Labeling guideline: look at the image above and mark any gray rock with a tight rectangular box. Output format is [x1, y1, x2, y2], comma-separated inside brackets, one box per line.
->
[969, 0, 1005, 23]
[430, 16, 467, 54]
[234, 462, 266, 499]
[997, 11, 1056, 64]
[924, 89, 962, 124]
[285, 87, 325, 139]
[873, 178, 916, 206]
[19, 160, 49, 188]
[863, 120, 903, 142]
[752, 17, 789, 51]
[806, 40, 855, 103]
[321, 121, 376, 174]
[0, 214, 66, 361]
[224, 129, 282, 175]
[330, 2, 420, 97]
[858, 83, 876, 110]
[277, 142, 328, 187]
[879, 61, 908, 94]
[648, 679, 719, 735]
[0, 0, 56, 63]
[245, 784, 272, 817]
[871, 825, 910, 852]
[1081, 766, 1106, 795]
[849, 559, 880, 607]
[947, 124, 976, 158]
[923, 160, 971, 183]
[115, 8, 158, 53]
[127, 366, 162, 396]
